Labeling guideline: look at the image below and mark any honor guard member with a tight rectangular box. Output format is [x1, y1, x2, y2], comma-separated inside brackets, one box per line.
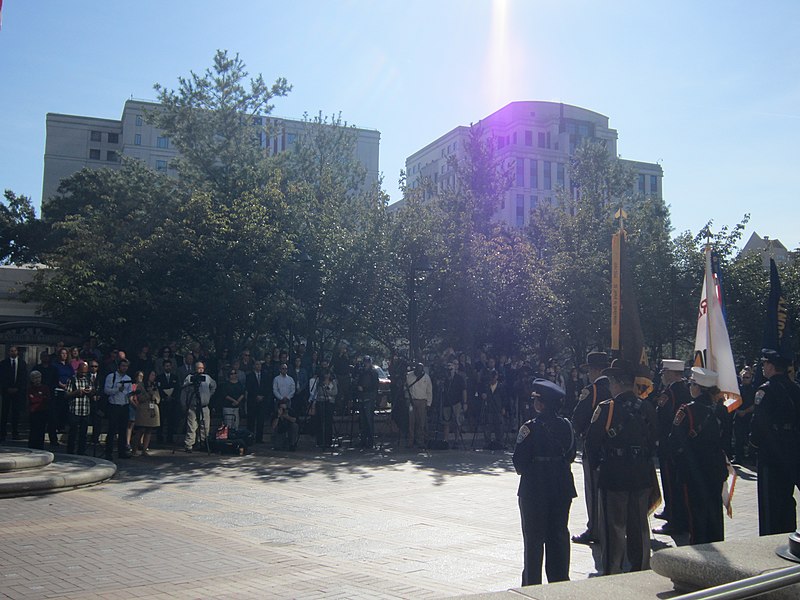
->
[513, 379, 577, 586]
[750, 349, 800, 535]
[571, 351, 611, 544]
[652, 359, 692, 535]
[669, 367, 728, 544]
[586, 359, 657, 575]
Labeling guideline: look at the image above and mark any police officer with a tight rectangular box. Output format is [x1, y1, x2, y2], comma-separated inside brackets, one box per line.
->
[571, 351, 611, 544]
[669, 367, 728, 544]
[513, 379, 577, 586]
[750, 349, 800, 535]
[586, 358, 657, 575]
[652, 359, 692, 535]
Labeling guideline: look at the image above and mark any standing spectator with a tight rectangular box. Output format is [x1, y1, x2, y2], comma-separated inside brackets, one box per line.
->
[239, 349, 255, 374]
[310, 369, 337, 448]
[513, 379, 577, 586]
[563, 367, 580, 418]
[289, 356, 310, 418]
[585, 359, 657, 576]
[389, 355, 409, 439]
[127, 371, 146, 453]
[181, 362, 216, 453]
[34, 350, 58, 447]
[750, 349, 800, 535]
[356, 355, 379, 449]
[733, 367, 756, 464]
[103, 359, 134, 460]
[221, 368, 245, 430]
[132, 371, 160, 456]
[68, 347, 82, 372]
[66, 361, 94, 455]
[442, 361, 467, 446]
[155, 359, 181, 444]
[406, 362, 433, 449]
[86, 360, 103, 446]
[52, 347, 75, 445]
[130, 346, 154, 377]
[332, 346, 352, 415]
[246, 360, 270, 443]
[272, 363, 296, 415]
[27, 370, 50, 450]
[177, 352, 195, 383]
[0, 346, 28, 442]
[154, 346, 173, 376]
[479, 369, 508, 450]
[670, 367, 728, 544]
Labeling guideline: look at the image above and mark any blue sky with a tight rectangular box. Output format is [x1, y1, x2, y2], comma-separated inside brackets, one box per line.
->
[2, 0, 799, 249]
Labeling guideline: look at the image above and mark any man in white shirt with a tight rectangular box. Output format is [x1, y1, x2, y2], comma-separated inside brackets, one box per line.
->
[406, 363, 433, 448]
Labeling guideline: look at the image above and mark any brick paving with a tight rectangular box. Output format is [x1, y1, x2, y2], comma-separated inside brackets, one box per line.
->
[0, 442, 769, 599]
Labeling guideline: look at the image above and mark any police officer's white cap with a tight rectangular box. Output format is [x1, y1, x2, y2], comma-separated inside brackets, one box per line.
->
[689, 367, 718, 388]
[661, 359, 685, 373]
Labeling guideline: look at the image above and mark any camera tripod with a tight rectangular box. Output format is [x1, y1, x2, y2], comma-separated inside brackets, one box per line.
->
[173, 384, 211, 455]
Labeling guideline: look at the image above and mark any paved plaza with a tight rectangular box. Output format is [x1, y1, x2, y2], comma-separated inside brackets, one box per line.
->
[0, 440, 765, 599]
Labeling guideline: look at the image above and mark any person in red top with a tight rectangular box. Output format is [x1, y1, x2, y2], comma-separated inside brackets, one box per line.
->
[27, 370, 51, 450]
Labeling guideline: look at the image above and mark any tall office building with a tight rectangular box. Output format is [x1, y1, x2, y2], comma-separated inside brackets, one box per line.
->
[42, 99, 381, 207]
[404, 101, 662, 227]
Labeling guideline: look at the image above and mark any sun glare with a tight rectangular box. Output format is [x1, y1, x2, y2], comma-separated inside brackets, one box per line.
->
[486, 0, 512, 110]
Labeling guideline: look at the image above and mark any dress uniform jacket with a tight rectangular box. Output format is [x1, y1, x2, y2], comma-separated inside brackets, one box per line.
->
[669, 392, 727, 544]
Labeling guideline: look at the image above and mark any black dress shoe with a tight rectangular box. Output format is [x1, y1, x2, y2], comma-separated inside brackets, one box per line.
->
[654, 511, 668, 520]
[571, 531, 595, 544]
[652, 524, 681, 535]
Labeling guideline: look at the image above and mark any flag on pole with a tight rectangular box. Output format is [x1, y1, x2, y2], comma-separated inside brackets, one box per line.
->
[763, 258, 794, 364]
[610, 209, 652, 398]
[693, 246, 741, 411]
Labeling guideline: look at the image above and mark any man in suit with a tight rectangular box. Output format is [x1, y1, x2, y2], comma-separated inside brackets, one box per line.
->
[0, 346, 28, 441]
[246, 360, 270, 442]
[156, 359, 182, 444]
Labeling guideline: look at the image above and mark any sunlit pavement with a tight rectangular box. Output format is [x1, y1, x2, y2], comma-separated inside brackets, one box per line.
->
[0, 441, 763, 599]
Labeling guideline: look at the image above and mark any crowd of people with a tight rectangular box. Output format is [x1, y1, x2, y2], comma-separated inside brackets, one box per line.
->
[2, 339, 799, 587]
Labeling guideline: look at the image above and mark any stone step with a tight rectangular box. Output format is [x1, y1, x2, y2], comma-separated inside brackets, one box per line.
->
[0, 447, 54, 472]
[0, 447, 116, 498]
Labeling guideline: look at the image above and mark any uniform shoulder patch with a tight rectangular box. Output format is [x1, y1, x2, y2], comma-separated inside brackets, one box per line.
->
[754, 390, 765, 406]
[657, 393, 669, 408]
[516, 424, 531, 445]
[578, 388, 590, 402]
[673, 406, 686, 426]
[590, 405, 603, 424]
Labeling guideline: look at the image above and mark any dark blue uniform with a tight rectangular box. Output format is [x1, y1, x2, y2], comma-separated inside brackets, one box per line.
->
[513, 412, 576, 586]
[750, 373, 800, 535]
[655, 379, 691, 531]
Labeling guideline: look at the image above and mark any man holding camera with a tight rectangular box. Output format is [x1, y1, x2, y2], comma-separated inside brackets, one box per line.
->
[181, 361, 217, 453]
[103, 358, 134, 460]
[272, 397, 299, 450]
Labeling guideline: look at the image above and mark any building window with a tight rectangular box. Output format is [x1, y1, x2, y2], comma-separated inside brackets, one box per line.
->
[157, 136, 169, 149]
[106, 151, 118, 162]
[544, 161, 552, 190]
[525, 130, 532, 146]
[532, 195, 538, 209]
[134, 133, 142, 146]
[530, 159, 538, 189]
[516, 158, 525, 187]
[90, 131, 101, 142]
[546, 132, 551, 148]
[497, 136, 505, 149]
[252, 116, 262, 126]
[516, 195, 525, 227]
[156, 159, 167, 172]
[107, 132, 119, 144]
[557, 163, 565, 187]
[650, 175, 658, 193]
[638, 174, 645, 193]
[537, 132, 545, 148]
[135, 115, 143, 127]
[89, 148, 100, 160]
[286, 133, 297, 145]
[512, 132, 517, 145]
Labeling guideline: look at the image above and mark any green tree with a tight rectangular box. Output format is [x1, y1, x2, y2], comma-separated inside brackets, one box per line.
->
[152, 49, 291, 204]
[0, 190, 47, 264]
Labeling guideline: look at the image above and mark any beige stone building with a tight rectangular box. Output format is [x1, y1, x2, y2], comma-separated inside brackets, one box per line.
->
[42, 99, 381, 207]
[403, 101, 662, 227]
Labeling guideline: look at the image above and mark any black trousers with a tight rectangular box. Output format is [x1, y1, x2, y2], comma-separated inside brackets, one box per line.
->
[28, 410, 47, 449]
[659, 451, 687, 530]
[104, 404, 129, 458]
[681, 478, 724, 544]
[757, 460, 799, 535]
[67, 414, 89, 455]
[359, 399, 375, 448]
[0, 389, 23, 439]
[315, 401, 335, 447]
[248, 400, 269, 442]
[519, 494, 571, 586]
